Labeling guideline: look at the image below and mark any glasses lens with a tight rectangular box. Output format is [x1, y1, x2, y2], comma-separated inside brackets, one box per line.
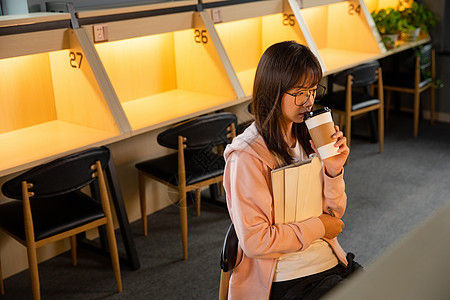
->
[292, 85, 326, 106]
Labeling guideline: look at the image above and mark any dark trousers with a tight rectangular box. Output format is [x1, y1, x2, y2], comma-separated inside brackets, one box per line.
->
[270, 253, 362, 300]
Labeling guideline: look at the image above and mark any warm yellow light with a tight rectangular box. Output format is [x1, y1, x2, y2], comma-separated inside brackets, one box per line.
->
[261, 13, 308, 51]
[301, 5, 328, 21]
[0, 52, 57, 133]
[215, 17, 262, 74]
[364, 0, 379, 12]
[215, 13, 308, 96]
[95, 32, 177, 103]
[364, 0, 412, 12]
[94, 27, 238, 130]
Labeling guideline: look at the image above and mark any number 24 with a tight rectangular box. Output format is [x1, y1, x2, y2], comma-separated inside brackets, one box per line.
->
[348, 4, 361, 15]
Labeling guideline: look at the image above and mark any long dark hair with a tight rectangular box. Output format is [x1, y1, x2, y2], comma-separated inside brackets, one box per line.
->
[252, 41, 322, 165]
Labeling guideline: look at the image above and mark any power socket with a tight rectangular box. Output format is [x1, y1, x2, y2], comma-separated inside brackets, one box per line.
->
[211, 8, 222, 23]
[93, 24, 108, 42]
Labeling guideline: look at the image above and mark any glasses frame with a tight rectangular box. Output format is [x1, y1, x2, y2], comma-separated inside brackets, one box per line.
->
[285, 83, 327, 106]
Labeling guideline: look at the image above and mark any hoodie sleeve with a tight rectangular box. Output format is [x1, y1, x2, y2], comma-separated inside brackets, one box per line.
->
[322, 167, 347, 219]
[224, 150, 326, 259]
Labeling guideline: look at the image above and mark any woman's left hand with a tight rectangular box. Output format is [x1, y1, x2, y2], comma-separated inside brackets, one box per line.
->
[310, 125, 349, 177]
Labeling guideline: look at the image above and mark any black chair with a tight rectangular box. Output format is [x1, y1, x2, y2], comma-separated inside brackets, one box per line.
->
[0, 147, 122, 300]
[382, 43, 435, 138]
[237, 102, 254, 134]
[320, 61, 384, 156]
[219, 223, 238, 300]
[136, 112, 237, 259]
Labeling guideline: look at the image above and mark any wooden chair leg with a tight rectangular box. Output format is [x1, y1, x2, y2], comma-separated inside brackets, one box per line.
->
[70, 236, 77, 267]
[378, 108, 384, 153]
[105, 219, 123, 293]
[219, 270, 230, 300]
[338, 113, 344, 129]
[179, 191, 188, 260]
[345, 114, 352, 149]
[196, 189, 201, 217]
[345, 114, 352, 165]
[430, 85, 436, 126]
[413, 91, 420, 138]
[385, 90, 391, 120]
[96, 161, 122, 293]
[138, 171, 148, 236]
[178, 136, 188, 260]
[0, 255, 4, 295]
[26, 246, 40, 300]
[219, 182, 224, 197]
[22, 181, 40, 300]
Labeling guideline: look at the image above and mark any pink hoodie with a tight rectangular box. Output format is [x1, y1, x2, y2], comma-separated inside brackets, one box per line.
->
[223, 123, 348, 300]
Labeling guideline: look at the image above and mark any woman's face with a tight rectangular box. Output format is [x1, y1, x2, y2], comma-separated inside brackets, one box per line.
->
[281, 82, 317, 124]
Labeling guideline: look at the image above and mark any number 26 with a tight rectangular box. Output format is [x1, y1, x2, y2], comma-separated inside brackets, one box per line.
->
[194, 30, 208, 44]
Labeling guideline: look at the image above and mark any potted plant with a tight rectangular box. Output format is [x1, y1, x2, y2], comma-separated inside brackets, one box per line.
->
[398, 16, 420, 42]
[399, 2, 438, 41]
[372, 8, 401, 49]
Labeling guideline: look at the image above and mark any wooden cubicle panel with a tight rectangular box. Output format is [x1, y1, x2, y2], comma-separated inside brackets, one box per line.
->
[0, 24, 123, 177]
[90, 11, 240, 135]
[297, 0, 384, 74]
[0, 13, 70, 59]
[76, 0, 197, 19]
[208, 0, 311, 97]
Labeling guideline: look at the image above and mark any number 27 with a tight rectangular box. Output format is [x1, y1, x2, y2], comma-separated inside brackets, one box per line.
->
[69, 51, 83, 69]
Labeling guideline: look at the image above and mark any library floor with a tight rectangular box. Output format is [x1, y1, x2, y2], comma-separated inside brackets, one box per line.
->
[1, 112, 450, 300]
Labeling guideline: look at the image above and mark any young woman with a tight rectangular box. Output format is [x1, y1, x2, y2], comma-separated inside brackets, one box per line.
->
[223, 41, 361, 300]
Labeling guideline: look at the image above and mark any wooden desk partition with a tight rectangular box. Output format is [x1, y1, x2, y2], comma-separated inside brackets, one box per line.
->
[210, 0, 311, 97]
[91, 11, 241, 135]
[0, 23, 125, 177]
[296, 0, 383, 74]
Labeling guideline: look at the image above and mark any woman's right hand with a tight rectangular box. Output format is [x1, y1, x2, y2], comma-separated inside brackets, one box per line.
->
[319, 214, 345, 239]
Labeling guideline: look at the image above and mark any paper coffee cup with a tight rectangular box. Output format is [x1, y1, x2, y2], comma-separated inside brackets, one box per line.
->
[304, 107, 339, 159]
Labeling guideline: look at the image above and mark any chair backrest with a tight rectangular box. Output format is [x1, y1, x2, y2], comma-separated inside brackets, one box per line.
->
[403, 43, 432, 72]
[221, 223, 239, 272]
[417, 43, 432, 70]
[415, 44, 433, 84]
[392, 44, 433, 85]
[2, 147, 110, 200]
[157, 112, 238, 150]
[332, 60, 380, 88]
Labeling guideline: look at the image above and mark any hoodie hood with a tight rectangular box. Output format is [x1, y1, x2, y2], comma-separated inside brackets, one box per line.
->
[224, 122, 279, 169]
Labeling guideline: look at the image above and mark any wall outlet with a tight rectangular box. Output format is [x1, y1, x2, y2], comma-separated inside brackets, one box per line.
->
[93, 24, 108, 42]
[211, 8, 222, 23]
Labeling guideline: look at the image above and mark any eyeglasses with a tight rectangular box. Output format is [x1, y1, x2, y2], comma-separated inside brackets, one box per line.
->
[284, 83, 327, 106]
